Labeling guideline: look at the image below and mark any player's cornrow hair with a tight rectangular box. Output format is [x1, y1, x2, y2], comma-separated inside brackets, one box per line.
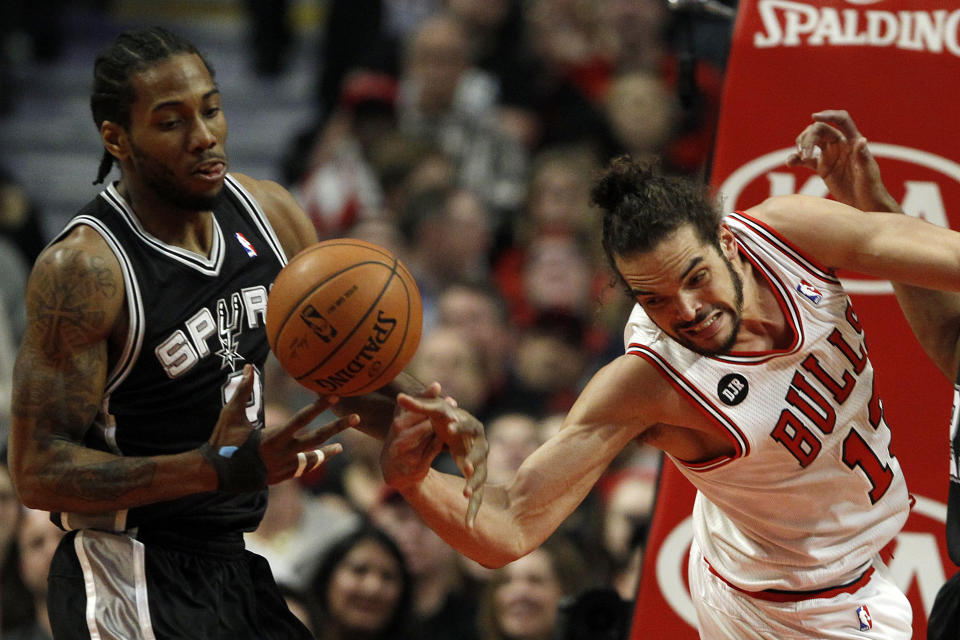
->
[591, 155, 722, 265]
[90, 27, 215, 184]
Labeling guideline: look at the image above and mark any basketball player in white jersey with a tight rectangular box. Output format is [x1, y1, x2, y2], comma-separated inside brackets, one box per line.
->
[788, 110, 960, 640]
[378, 128, 960, 637]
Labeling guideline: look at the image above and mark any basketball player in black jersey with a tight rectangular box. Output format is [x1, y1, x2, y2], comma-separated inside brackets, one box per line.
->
[788, 110, 959, 640]
[8, 27, 485, 639]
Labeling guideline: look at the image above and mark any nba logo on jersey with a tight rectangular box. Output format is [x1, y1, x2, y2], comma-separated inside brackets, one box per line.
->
[235, 232, 258, 258]
[796, 280, 823, 305]
[856, 605, 872, 631]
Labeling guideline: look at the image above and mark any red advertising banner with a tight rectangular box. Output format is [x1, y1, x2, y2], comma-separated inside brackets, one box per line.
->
[632, 1, 960, 638]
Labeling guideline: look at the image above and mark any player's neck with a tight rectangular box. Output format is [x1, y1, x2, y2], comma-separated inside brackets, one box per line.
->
[117, 180, 215, 256]
[733, 260, 792, 351]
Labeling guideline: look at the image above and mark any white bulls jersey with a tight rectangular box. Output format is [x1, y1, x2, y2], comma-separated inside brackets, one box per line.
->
[625, 211, 910, 593]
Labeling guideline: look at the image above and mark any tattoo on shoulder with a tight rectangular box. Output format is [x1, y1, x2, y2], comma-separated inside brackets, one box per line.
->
[29, 248, 120, 361]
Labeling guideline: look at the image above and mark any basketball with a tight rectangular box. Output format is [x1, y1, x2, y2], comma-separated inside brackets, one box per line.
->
[266, 239, 423, 396]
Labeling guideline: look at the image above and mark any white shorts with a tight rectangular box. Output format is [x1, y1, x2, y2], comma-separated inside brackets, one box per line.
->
[687, 540, 912, 639]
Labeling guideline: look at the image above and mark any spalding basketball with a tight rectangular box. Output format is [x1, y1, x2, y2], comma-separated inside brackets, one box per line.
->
[266, 239, 422, 396]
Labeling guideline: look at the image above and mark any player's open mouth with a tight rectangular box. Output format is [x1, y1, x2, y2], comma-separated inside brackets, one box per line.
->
[192, 160, 226, 181]
[682, 311, 722, 337]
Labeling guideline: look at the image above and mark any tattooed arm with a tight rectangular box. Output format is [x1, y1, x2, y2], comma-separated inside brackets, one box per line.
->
[8, 226, 219, 512]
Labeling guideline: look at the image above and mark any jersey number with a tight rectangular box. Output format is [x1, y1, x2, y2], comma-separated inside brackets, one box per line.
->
[771, 378, 894, 504]
[222, 366, 263, 425]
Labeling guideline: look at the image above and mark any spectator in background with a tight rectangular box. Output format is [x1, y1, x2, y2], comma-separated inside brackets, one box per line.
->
[370, 489, 480, 640]
[368, 134, 455, 225]
[307, 525, 415, 640]
[598, 0, 724, 176]
[400, 187, 494, 321]
[0, 460, 32, 635]
[397, 12, 528, 217]
[6, 508, 64, 640]
[599, 0, 670, 75]
[604, 72, 680, 170]
[407, 327, 491, 420]
[599, 471, 657, 600]
[294, 72, 399, 237]
[314, 0, 440, 124]
[443, 0, 542, 148]
[476, 534, 590, 640]
[347, 217, 408, 259]
[521, 234, 595, 323]
[517, 0, 618, 156]
[434, 282, 515, 413]
[0, 165, 47, 266]
[308, 427, 391, 516]
[492, 147, 609, 334]
[497, 310, 592, 418]
[484, 413, 542, 485]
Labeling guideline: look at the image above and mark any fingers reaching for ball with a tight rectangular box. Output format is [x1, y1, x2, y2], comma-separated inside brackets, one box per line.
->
[261, 400, 355, 484]
[393, 392, 489, 528]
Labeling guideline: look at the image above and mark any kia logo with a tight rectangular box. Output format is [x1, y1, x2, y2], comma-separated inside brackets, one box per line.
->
[718, 144, 960, 294]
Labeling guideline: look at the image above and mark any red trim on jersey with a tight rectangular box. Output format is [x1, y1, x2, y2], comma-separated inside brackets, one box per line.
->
[628, 346, 748, 470]
[710, 239, 804, 365]
[705, 558, 875, 602]
[730, 211, 840, 285]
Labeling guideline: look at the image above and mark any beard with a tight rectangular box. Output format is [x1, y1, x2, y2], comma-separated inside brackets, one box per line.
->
[672, 254, 744, 357]
[130, 142, 224, 212]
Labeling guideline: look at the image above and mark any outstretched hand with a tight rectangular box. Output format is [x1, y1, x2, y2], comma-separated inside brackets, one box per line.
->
[786, 110, 897, 212]
[381, 383, 488, 528]
[209, 365, 354, 487]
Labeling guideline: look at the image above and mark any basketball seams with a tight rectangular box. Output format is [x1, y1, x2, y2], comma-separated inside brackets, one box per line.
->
[346, 264, 421, 395]
[271, 259, 397, 347]
[292, 255, 402, 382]
[267, 239, 422, 395]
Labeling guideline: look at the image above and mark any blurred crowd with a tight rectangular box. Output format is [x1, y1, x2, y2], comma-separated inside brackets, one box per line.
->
[0, 0, 734, 637]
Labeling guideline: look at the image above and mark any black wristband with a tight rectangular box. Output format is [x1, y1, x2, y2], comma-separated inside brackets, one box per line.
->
[199, 429, 267, 494]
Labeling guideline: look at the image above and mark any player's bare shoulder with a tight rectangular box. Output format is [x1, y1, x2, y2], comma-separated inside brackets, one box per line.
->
[23, 225, 125, 356]
[569, 353, 672, 437]
[230, 172, 317, 259]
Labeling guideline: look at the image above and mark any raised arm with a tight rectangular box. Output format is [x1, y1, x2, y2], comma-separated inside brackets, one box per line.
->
[380, 353, 656, 567]
[783, 110, 960, 379]
[748, 194, 960, 293]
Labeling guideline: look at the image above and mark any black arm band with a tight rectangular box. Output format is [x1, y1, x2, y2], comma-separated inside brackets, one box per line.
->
[199, 430, 267, 494]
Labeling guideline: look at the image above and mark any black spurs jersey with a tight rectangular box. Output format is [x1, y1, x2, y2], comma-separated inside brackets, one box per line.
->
[51, 175, 287, 537]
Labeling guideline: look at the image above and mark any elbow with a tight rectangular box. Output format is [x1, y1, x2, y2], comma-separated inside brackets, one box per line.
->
[476, 550, 523, 570]
[11, 468, 45, 510]
[9, 446, 52, 510]
[474, 531, 540, 569]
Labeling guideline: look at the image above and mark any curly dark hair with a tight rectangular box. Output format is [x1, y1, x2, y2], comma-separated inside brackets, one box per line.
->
[590, 156, 722, 290]
[90, 27, 214, 184]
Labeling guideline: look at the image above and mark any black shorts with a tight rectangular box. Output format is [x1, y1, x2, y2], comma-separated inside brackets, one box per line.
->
[47, 529, 312, 640]
[929, 569, 960, 640]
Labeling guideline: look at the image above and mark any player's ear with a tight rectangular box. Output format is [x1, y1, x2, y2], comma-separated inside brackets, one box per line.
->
[100, 121, 129, 162]
[718, 223, 737, 259]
